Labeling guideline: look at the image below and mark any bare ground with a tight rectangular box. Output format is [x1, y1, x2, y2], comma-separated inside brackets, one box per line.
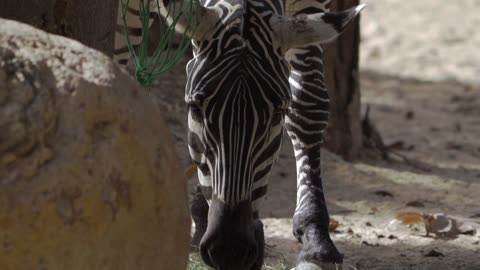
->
[262, 72, 480, 270]
[360, 0, 480, 86]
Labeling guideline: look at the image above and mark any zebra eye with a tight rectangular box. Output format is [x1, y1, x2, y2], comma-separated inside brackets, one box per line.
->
[189, 103, 203, 113]
[189, 104, 204, 122]
[186, 92, 206, 106]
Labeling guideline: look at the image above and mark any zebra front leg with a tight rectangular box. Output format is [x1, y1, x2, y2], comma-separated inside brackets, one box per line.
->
[187, 113, 211, 252]
[285, 44, 343, 269]
[191, 185, 208, 251]
[249, 218, 265, 270]
[187, 162, 211, 252]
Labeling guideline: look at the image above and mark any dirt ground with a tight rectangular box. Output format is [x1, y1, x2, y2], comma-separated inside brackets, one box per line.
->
[262, 72, 480, 270]
[145, 1, 480, 269]
[360, 0, 480, 86]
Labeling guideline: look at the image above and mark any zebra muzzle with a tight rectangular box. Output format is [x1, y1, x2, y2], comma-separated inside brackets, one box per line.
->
[199, 198, 258, 270]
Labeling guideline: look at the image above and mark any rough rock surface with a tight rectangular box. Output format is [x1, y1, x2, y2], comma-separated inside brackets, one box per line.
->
[0, 19, 190, 270]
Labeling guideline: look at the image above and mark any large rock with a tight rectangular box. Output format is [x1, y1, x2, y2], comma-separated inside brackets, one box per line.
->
[0, 19, 190, 270]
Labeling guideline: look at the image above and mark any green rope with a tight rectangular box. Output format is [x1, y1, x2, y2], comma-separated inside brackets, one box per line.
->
[120, 0, 200, 87]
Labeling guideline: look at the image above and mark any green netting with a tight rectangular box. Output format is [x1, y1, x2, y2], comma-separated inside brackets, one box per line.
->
[120, 0, 200, 87]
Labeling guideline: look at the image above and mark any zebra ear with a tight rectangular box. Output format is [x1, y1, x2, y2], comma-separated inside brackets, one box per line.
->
[271, 4, 366, 49]
[153, 0, 220, 41]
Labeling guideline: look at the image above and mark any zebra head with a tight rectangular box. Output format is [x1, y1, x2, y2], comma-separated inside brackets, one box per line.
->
[158, 0, 364, 268]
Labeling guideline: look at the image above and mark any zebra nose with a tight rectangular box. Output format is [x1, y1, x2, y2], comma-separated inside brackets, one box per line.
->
[200, 238, 257, 270]
[199, 198, 258, 270]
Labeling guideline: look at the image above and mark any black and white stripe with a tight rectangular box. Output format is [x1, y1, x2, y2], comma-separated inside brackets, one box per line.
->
[186, 0, 290, 211]
[116, 1, 364, 267]
[284, 0, 332, 221]
[114, 0, 364, 230]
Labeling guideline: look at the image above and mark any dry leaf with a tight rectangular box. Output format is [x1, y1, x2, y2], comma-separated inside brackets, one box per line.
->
[397, 212, 478, 237]
[329, 218, 340, 232]
[396, 212, 425, 225]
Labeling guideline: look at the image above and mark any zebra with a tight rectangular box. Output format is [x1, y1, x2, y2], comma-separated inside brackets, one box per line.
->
[114, 0, 364, 269]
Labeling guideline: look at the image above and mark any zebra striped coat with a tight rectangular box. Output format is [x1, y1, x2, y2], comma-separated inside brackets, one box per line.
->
[114, 0, 363, 269]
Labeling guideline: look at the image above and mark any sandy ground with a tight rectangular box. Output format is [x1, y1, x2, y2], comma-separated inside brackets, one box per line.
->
[262, 73, 480, 270]
[145, 1, 480, 269]
[360, 0, 480, 87]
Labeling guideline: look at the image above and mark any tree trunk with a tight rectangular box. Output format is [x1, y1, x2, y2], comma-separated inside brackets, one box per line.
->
[0, 0, 117, 56]
[323, 0, 362, 161]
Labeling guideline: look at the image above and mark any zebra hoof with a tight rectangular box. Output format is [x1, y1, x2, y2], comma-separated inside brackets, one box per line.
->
[295, 236, 343, 270]
[294, 261, 343, 270]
